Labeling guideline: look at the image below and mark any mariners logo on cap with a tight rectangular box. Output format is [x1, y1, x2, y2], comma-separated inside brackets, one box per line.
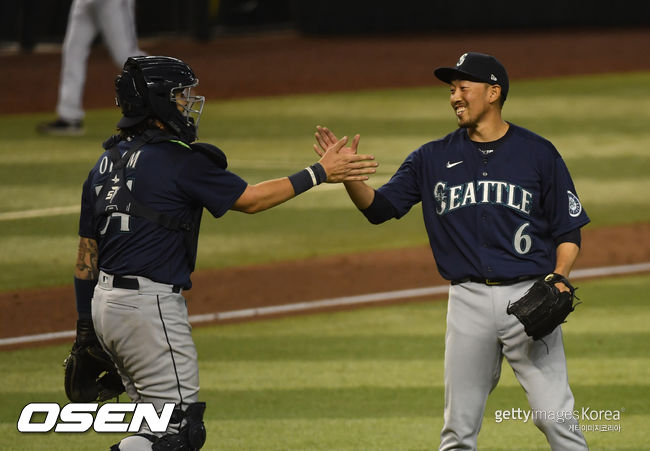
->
[567, 191, 582, 217]
[456, 53, 467, 67]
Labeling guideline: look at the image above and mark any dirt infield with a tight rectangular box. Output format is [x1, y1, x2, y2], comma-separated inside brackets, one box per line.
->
[2, 28, 650, 348]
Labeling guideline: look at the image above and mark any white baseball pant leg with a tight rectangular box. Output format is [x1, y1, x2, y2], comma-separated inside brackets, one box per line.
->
[92, 272, 199, 450]
[57, 0, 143, 122]
[56, 0, 98, 121]
[439, 281, 588, 451]
[94, 0, 144, 67]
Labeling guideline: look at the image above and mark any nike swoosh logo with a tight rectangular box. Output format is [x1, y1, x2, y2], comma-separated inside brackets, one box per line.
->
[446, 160, 464, 168]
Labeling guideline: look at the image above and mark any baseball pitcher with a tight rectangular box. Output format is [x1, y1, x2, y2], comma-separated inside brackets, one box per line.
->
[315, 53, 590, 450]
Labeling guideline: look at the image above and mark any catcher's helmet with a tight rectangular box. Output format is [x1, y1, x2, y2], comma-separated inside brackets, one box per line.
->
[115, 56, 204, 143]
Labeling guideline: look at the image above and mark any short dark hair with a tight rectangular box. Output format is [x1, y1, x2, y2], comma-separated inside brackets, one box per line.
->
[118, 117, 158, 138]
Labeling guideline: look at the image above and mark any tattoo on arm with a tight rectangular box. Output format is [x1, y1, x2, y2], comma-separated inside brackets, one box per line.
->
[75, 237, 99, 280]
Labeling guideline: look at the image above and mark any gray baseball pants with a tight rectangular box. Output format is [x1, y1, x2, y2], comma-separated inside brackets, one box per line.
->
[57, 0, 142, 121]
[92, 271, 199, 450]
[439, 280, 588, 450]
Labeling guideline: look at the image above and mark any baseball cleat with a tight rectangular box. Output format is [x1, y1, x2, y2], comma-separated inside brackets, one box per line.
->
[37, 118, 85, 136]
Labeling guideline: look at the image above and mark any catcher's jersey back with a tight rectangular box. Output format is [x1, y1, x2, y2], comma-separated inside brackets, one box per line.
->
[79, 139, 247, 288]
[377, 123, 590, 281]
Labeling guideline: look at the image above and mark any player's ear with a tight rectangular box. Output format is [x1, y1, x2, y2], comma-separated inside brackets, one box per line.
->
[488, 85, 502, 105]
[489, 85, 501, 103]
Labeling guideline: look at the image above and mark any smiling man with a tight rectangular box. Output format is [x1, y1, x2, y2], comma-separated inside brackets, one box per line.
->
[315, 52, 590, 450]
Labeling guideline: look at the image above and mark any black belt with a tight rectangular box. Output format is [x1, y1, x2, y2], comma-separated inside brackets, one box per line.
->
[112, 275, 182, 293]
[451, 275, 539, 286]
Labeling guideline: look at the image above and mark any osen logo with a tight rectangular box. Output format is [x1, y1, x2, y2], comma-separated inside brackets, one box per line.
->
[17, 402, 175, 433]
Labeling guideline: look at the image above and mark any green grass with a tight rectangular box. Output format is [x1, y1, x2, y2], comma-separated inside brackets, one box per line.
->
[1, 274, 648, 450]
[1, 72, 650, 291]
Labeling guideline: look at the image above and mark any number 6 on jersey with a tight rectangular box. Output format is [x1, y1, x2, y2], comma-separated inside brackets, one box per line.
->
[513, 222, 532, 255]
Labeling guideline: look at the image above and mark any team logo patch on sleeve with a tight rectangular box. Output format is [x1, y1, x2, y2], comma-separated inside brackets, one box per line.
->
[567, 191, 582, 217]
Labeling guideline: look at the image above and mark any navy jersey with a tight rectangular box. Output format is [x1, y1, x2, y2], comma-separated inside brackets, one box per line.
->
[79, 139, 247, 288]
[377, 123, 590, 281]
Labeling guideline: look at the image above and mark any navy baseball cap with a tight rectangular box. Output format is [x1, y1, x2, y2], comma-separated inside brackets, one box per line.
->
[434, 52, 509, 102]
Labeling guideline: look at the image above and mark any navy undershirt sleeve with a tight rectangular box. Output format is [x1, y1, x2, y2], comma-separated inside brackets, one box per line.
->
[360, 190, 398, 224]
[74, 277, 97, 320]
[553, 227, 581, 247]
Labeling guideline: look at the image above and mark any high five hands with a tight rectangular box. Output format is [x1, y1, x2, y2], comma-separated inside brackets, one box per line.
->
[314, 126, 375, 182]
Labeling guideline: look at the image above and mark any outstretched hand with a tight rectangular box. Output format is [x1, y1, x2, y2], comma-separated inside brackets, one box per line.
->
[314, 125, 360, 157]
[315, 130, 377, 183]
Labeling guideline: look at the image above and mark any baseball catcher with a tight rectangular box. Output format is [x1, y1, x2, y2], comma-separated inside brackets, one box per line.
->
[507, 273, 579, 341]
[64, 319, 125, 402]
[70, 55, 377, 451]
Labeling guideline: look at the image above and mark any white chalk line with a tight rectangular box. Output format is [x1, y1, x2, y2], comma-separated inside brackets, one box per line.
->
[2, 261, 650, 347]
[0, 206, 78, 221]
[0, 180, 387, 220]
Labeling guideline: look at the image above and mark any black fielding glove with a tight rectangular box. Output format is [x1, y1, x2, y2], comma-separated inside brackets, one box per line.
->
[507, 273, 579, 340]
[63, 319, 125, 402]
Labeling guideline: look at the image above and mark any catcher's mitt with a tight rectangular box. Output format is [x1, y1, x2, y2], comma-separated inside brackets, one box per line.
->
[63, 319, 125, 402]
[506, 273, 579, 341]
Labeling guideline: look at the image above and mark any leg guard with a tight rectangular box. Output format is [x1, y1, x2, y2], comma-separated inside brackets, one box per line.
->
[184, 402, 207, 449]
[151, 402, 207, 451]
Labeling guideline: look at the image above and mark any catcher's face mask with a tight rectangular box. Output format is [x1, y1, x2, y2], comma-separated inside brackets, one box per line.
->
[171, 84, 205, 130]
